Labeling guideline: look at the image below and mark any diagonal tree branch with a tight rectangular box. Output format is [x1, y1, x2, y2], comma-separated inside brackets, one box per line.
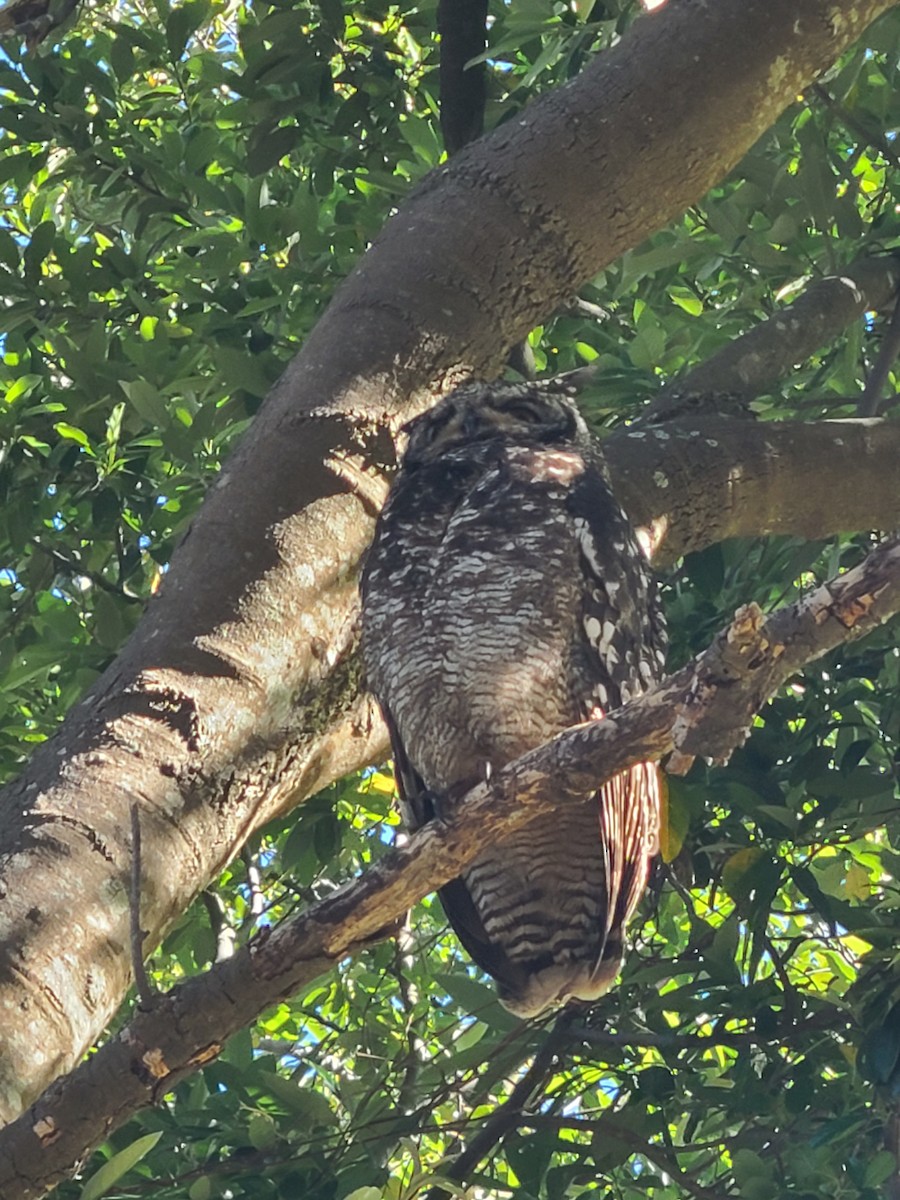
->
[644, 253, 900, 421]
[1, 533, 897, 1200]
[424, 1014, 576, 1200]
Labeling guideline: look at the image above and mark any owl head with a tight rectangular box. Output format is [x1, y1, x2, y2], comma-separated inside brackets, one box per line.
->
[403, 375, 594, 468]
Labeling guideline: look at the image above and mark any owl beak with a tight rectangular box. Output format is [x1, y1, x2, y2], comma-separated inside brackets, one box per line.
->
[461, 408, 481, 439]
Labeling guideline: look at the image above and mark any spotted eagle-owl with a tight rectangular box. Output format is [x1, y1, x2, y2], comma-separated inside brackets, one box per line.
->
[360, 377, 667, 1018]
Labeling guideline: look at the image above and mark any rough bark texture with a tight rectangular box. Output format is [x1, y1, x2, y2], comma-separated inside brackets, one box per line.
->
[1, 534, 897, 1200]
[613, 417, 900, 566]
[0, 0, 897, 1126]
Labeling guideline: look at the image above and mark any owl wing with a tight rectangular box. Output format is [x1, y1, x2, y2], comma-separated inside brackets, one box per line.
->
[567, 456, 666, 953]
[362, 458, 520, 986]
[381, 699, 536, 999]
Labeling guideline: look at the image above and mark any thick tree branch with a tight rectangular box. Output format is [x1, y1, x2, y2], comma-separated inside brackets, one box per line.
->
[1, 534, 897, 1199]
[610, 415, 900, 566]
[0, 0, 896, 1121]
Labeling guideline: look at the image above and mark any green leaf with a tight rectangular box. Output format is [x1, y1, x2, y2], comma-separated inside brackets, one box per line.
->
[166, 0, 209, 57]
[258, 1072, 339, 1125]
[247, 1111, 278, 1150]
[864, 1151, 897, 1187]
[399, 115, 440, 165]
[213, 347, 274, 399]
[668, 286, 703, 315]
[93, 591, 127, 651]
[79, 1132, 162, 1200]
[120, 380, 170, 427]
[705, 913, 741, 981]
[23, 220, 56, 277]
[5, 375, 42, 405]
[54, 422, 92, 449]
[731, 1148, 775, 1200]
[246, 124, 299, 176]
[432, 973, 522, 1032]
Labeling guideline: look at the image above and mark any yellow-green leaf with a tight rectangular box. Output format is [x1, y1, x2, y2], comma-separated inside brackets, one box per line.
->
[54, 422, 91, 449]
[79, 1132, 162, 1200]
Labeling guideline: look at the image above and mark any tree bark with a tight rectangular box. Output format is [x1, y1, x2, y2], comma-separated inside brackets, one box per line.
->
[614, 416, 900, 566]
[1, 533, 897, 1200]
[0, 0, 896, 1124]
[437, 0, 488, 154]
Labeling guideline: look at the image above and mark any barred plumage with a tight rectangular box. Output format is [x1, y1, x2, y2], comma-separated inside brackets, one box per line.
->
[360, 378, 666, 1017]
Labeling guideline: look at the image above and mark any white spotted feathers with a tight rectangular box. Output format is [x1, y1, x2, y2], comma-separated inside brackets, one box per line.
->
[360, 378, 667, 1018]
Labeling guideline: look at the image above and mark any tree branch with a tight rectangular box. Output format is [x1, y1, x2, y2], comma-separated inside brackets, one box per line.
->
[521, 1114, 729, 1200]
[570, 1014, 836, 1052]
[609, 415, 900, 566]
[425, 1014, 575, 1200]
[812, 82, 900, 173]
[1, 533, 897, 1199]
[644, 253, 900, 421]
[860, 288, 900, 416]
[437, 0, 488, 154]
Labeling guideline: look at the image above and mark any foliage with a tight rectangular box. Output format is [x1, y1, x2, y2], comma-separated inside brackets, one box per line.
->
[1, 0, 899, 1196]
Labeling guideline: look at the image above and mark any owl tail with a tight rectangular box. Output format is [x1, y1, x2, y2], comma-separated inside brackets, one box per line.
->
[598, 761, 661, 954]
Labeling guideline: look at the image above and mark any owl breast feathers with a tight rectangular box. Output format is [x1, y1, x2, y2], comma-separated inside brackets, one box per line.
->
[360, 378, 667, 1018]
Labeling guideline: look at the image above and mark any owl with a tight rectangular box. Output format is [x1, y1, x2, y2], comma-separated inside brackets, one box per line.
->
[360, 378, 667, 1018]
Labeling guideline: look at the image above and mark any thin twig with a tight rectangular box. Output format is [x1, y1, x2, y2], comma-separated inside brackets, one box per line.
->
[570, 296, 613, 322]
[812, 83, 900, 173]
[201, 892, 236, 962]
[31, 539, 142, 603]
[241, 846, 265, 918]
[860, 290, 900, 417]
[393, 914, 424, 1112]
[426, 1012, 576, 1199]
[129, 804, 155, 1008]
[571, 1013, 832, 1052]
[523, 1114, 731, 1200]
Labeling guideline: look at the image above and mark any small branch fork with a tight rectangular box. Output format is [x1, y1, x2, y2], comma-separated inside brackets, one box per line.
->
[2, 534, 899, 1199]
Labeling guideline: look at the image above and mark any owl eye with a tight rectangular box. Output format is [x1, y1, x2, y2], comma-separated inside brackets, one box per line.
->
[503, 395, 579, 438]
[403, 404, 448, 437]
[503, 400, 549, 423]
